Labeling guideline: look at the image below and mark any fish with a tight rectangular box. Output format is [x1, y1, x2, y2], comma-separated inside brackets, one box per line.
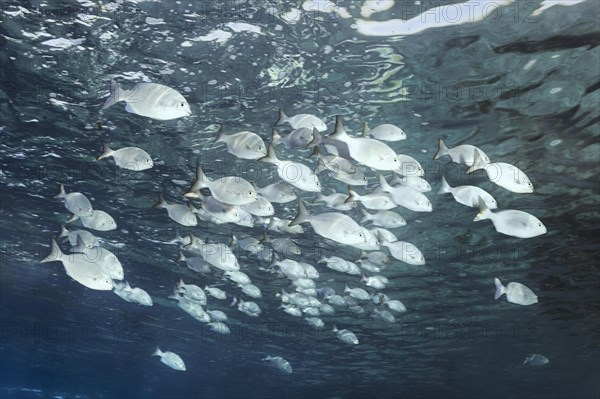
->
[343, 285, 370, 301]
[206, 310, 228, 322]
[153, 194, 198, 227]
[40, 239, 113, 291]
[185, 235, 240, 271]
[433, 138, 491, 168]
[360, 251, 390, 265]
[280, 304, 303, 317]
[438, 175, 498, 209]
[253, 181, 297, 204]
[362, 122, 407, 141]
[204, 286, 227, 300]
[305, 317, 325, 329]
[369, 227, 398, 244]
[96, 142, 153, 171]
[214, 126, 267, 160]
[239, 283, 262, 298]
[319, 158, 369, 186]
[186, 161, 259, 205]
[275, 108, 327, 131]
[269, 217, 304, 235]
[361, 274, 389, 290]
[327, 116, 401, 171]
[236, 299, 262, 317]
[262, 355, 293, 374]
[378, 176, 432, 212]
[354, 227, 380, 251]
[101, 80, 191, 120]
[311, 146, 357, 175]
[390, 175, 432, 192]
[261, 233, 301, 256]
[177, 252, 211, 274]
[67, 210, 117, 231]
[289, 200, 367, 246]
[241, 195, 274, 217]
[56, 225, 100, 248]
[381, 239, 426, 265]
[314, 192, 356, 211]
[258, 143, 321, 192]
[53, 183, 93, 217]
[185, 190, 243, 225]
[272, 127, 315, 150]
[383, 298, 407, 313]
[467, 151, 534, 193]
[345, 188, 396, 210]
[474, 198, 546, 238]
[523, 354, 549, 366]
[72, 237, 124, 280]
[207, 322, 231, 335]
[360, 209, 406, 228]
[371, 308, 396, 323]
[225, 270, 251, 285]
[394, 154, 425, 177]
[273, 259, 310, 280]
[113, 281, 153, 306]
[176, 279, 207, 305]
[332, 325, 359, 345]
[494, 277, 538, 306]
[152, 347, 186, 371]
[171, 293, 211, 323]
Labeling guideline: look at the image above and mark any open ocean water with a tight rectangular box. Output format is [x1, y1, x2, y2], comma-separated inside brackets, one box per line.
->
[1, 1, 599, 398]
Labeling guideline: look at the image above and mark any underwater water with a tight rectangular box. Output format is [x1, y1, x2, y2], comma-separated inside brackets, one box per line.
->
[1, 0, 599, 398]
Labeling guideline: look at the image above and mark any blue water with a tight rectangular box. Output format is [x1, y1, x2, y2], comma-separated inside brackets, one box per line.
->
[1, 1, 599, 398]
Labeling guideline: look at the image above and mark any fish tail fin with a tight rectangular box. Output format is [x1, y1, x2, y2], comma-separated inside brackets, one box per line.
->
[344, 284, 350, 293]
[41, 238, 63, 263]
[274, 108, 287, 126]
[259, 231, 270, 244]
[228, 234, 238, 247]
[466, 150, 482, 174]
[307, 129, 322, 148]
[214, 125, 226, 143]
[176, 251, 186, 262]
[494, 278, 505, 300]
[187, 160, 208, 193]
[473, 197, 492, 222]
[56, 224, 69, 239]
[289, 200, 309, 227]
[433, 138, 448, 160]
[261, 355, 271, 361]
[344, 187, 358, 204]
[153, 193, 167, 209]
[178, 278, 185, 288]
[329, 116, 347, 139]
[313, 192, 324, 204]
[378, 175, 391, 191]
[332, 324, 338, 333]
[53, 183, 66, 199]
[271, 128, 282, 147]
[101, 79, 126, 110]
[360, 209, 371, 223]
[152, 347, 162, 357]
[361, 122, 370, 137]
[96, 141, 114, 160]
[258, 143, 278, 164]
[438, 175, 451, 195]
[310, 144, 321, 158]
[65, 213, 78, 224]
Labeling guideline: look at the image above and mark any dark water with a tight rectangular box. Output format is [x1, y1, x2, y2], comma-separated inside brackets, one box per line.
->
[1, 1, 599, 398]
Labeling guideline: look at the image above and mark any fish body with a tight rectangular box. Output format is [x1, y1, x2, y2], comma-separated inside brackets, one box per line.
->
[434, 139, 490, 168]
[275, 108, 327, 131]
[474, 199, 546, 238]
[186, 162, 258, 205]
[102, 80, 191, 120]
[153, 348, 186, 371]
[332, 325, 359, 345]
[438, 176, 497, 209]
[494, 277, 538, 305]
[362, 122, 407, 141]
[262, 355, 293, 374]
[259, 144, 321, 192]
[97, 143, 153, 171]
[215, 127, 267, 160]
[53, 184, 93, 217]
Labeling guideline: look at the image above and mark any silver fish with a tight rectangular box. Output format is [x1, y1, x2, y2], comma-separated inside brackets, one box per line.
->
[102, 80, 191, 120]
[96, 142, 153, 171]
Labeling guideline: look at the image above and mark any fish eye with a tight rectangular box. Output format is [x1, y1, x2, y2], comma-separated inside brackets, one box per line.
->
[180, 102, 185, 107]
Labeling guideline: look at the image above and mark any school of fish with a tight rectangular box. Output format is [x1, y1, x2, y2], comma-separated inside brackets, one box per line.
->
[41, 80, 548, 372]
